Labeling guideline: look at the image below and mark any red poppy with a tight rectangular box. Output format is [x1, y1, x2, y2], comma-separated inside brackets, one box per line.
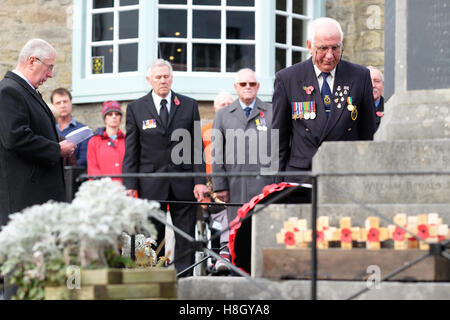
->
[417, 224, 429, 240]
[393, 226, 406, 241]
[304, 85, 314, 95]
[367, 228, 380, 242]
[174, 96, 181, 106]
[340, 228, 352, 243]
[316, 231, 324, 242]
[376, 111, 384, 117]
[284, 232, 295, 246]
[260, 111, 265, 118]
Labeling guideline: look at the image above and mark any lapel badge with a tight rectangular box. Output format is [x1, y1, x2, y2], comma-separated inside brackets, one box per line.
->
[174, 96, 181, 106]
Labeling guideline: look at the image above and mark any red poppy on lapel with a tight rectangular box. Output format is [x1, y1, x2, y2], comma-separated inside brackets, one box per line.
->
[174, 96, 181, 106]
[260, 111, 265, 118]
[376, 111, 384, 117]
[303, 85, 314, 95]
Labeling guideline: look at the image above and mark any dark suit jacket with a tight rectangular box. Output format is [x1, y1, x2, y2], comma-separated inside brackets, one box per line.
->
[375, 96, 384, 132]
[272, 58, 376, 173]
[122, 90, 205, 202]
[0, 71, 65, 226]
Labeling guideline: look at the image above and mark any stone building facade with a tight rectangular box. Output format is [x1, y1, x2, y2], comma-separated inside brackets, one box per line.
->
[0, 0, 385, 131]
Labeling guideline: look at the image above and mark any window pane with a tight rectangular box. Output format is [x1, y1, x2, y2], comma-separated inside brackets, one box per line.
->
[119, 10, 139, 39]
[94, 0, 113, 9]
[276, 0, 286, 11]
[276, 15, 286, 44]
[158, 42, 187, 71]
[292, 18, 306, 47]
[292, 50, 307, 65]
[92, 13, 114, 42]
[227, 12, 255, 40]
[193, 0, 220, 5]
[159, 0, 186, 4]
[226, 45, 254, 72]
[92, 46, 113, 74]
[293, 0, 307, 15]
[159, 9, 187, 38]
[193, 10, 221, 39]
[193, 44, 221, 72]
[120, 0, 139, 5]
[276, 48, 286, 73]
[119, 43, 138, 72]
[227, 0, 254, 6]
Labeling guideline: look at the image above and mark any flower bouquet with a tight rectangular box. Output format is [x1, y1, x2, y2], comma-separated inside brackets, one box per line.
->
[0, 179, 164, 300]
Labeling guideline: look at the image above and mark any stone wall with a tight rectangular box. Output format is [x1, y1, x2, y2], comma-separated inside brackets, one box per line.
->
[0, 0, 74, 99]
[326, 0, 385, 73]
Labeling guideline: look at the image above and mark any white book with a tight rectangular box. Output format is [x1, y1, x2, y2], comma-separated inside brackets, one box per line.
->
[65, 126, 93, 144]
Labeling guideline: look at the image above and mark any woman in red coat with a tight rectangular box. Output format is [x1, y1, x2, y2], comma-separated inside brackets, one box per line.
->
[87, 101, 125, 182]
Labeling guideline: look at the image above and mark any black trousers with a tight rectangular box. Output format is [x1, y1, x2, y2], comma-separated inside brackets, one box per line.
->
[152, 187, 197, 277]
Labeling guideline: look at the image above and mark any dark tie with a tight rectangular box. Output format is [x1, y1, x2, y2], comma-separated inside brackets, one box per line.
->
[244, 107, 252, 118]
[321, 72, 332, 118]
[160, 99, 169, 128]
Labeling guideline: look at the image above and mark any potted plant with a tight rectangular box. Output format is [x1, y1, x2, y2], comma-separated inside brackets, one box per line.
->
[0, 179, 175, 300]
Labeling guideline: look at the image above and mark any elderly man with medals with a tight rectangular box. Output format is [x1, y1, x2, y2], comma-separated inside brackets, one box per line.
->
[272, 17, 376, 199]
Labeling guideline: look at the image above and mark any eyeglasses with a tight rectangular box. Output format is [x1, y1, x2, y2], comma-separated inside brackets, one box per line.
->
[35, 57, 54, 72]
[237, 82, 258, 88]
[315, 45, 342, 54]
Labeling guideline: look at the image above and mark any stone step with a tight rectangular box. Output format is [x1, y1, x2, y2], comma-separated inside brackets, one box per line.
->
[178, 277, 450, 300]
[311, 140, 450, 204]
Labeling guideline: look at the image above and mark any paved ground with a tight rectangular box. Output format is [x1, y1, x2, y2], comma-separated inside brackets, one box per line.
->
[178, 276, 450, 300]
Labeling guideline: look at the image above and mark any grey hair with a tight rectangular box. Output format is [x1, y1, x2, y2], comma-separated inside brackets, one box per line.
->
[18, 39, 55, 65]
[234, 68, 258, 83]
[307, 17, 344, 47]
[146, 59, 173, 78]
[214, 91, 234, 108]
[367, 66, 384, 82]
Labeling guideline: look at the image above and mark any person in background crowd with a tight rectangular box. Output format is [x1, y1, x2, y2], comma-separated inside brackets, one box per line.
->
[212, 68, 274, 226]
[122, 59, 208, 277]
[87, 101, 125, 183]
[367, 66, 385, 132]
[52, 87, 91, 168]
[0, 38, 75, 300]
[202, 91, 234, 273]
[49, 104, 77, 166]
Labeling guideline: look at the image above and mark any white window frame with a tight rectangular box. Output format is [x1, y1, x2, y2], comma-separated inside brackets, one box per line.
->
[86, 0, 140, 77]
[157, 0, 256, 73]
[72, 0, 325, 104]
[275, 0, 314, 68]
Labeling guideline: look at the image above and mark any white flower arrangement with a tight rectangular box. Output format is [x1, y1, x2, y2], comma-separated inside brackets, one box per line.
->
[0, 178, 163, 277]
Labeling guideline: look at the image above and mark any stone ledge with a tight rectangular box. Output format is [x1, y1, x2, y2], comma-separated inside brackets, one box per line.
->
[178, 277, 450, 300]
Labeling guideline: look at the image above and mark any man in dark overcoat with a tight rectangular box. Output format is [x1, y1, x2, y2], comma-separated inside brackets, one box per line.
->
[0, 38, 76, 299]
[122, 59, 208, 277]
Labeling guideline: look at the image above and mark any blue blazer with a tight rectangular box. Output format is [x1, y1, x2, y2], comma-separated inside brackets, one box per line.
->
[272, 58, 376, 173]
